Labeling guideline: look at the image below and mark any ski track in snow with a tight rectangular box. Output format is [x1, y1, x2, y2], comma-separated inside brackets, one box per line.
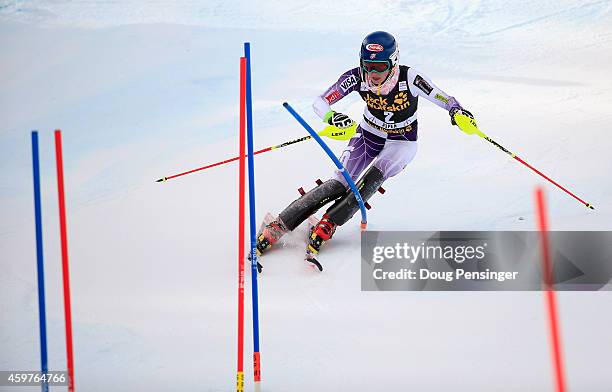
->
[1, 1, 612, 391]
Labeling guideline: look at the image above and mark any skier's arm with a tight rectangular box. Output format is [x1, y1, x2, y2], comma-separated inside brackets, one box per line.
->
[407, 68, 462, 111]
[407, 68, 474, 125]
[313, 68, 361, 128]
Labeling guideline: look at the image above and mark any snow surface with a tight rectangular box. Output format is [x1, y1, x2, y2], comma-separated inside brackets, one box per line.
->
[1, 1, 612, 391]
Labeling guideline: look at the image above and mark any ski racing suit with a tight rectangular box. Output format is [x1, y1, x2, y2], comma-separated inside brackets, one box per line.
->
[256, 65, 468, 263]
[278, 65, 466, 231]
[314, 65, 464, 188]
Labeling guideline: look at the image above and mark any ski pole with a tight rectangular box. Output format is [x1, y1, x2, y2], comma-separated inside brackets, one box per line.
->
[454, 114, 595, 209]
[156, 135, 311, 182]
[155, 124, 356, 183]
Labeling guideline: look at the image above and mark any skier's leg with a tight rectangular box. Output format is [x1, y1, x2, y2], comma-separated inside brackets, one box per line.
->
[279, 127, 386, 231]
[324, 139, 417, 226]
[255, 179, 345, 256]
[306, 165, 386, 256]
[331, 128, 387, 186]
[278, 179, 346, 231]
[371, 139, 418, 180]
[257, 127, 384, 257]
[307, 130, 387, 254]
[325, 165, 385, 225]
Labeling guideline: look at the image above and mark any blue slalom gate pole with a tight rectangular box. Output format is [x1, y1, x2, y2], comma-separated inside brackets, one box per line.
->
[282, 103, 368, 229]
[31, 131, 49, 392]
[244, 42, 262, 389]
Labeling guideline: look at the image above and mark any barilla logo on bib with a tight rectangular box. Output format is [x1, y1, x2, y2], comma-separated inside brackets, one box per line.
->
[366, 44, 384, 52]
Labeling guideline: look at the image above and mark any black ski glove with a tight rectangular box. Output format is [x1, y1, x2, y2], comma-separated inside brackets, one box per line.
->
[324, 110, 355, 129]
[449, 107, 474, 126]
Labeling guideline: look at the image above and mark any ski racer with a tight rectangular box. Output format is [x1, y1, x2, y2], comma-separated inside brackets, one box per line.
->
[255, 31, 475, 271]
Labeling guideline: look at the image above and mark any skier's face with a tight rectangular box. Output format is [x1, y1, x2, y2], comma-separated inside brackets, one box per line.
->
[368, 70, 389, 86]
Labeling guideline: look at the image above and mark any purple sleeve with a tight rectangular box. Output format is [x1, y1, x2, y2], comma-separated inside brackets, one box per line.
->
[320, 67, 361, 105]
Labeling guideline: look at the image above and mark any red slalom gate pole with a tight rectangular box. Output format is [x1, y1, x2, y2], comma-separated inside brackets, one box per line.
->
[535, 187, 567, 392]
[55, 130, 75, 391]
[236, 57, 247, 392]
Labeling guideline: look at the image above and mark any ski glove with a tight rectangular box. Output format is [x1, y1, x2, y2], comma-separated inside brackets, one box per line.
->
[449, 107, 474, 126]
[324, 110, 355, 129]
[450, 107, 486, 138]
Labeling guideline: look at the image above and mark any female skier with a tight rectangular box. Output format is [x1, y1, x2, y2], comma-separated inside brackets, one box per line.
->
[255, 31, 474, 271]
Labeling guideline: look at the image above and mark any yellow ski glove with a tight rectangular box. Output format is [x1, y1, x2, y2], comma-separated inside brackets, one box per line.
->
[450, 108, 486, 138]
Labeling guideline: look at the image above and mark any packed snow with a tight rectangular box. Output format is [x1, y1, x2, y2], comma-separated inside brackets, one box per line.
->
[1, 1, 611, 391]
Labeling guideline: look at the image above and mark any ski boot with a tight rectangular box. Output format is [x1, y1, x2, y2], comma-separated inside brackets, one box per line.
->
[251, 218, 288, 273]
[305, 214, 338, 271]
[257, 219, 288, 255]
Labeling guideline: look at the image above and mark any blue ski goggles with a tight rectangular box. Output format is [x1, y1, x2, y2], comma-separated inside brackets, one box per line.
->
[361, 60, 391, 74]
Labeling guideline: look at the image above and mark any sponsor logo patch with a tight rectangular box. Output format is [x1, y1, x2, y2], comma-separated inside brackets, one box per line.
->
[360, 82, 368, 91]
[366, 43, 384, 52]
[398, 81, 407, 91]
[413, 75, 433, 95]
[325, 89, 342, 103]
[393, 91, 408, 105]
[364, 92, 410, 112]
[339, 75, 358, 93]
[434, 93, 449, 103]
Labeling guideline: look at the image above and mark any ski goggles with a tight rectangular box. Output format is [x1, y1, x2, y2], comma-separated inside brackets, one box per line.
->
[361, 60, 391, 74]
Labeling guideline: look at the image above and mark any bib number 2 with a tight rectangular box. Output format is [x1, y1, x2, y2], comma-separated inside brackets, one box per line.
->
[384, 111, 394, 123]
